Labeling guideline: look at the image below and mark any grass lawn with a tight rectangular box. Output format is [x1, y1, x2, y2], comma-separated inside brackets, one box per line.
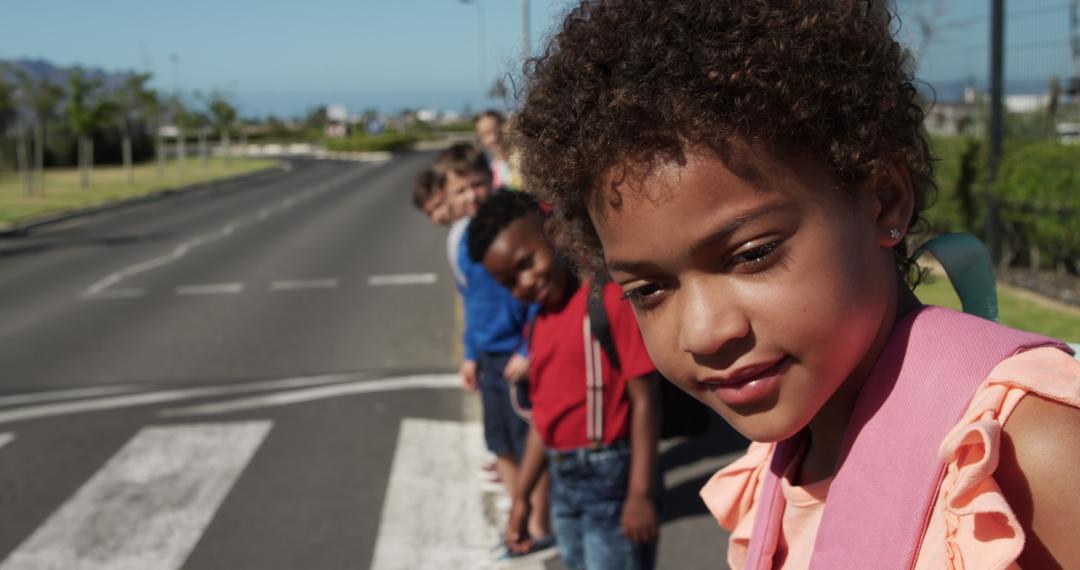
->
[914, 272, 1080, 342]
[0, 158, 277, 229]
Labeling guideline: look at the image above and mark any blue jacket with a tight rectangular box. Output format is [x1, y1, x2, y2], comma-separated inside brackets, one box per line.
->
[457, 222, 539, 360]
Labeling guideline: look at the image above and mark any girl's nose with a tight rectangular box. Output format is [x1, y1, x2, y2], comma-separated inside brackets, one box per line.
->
[677, 282, 749, 356]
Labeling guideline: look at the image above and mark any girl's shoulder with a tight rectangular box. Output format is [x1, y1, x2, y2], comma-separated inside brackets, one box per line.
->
[933, 345, 1080, 569]
[698, 346, 1080, 569]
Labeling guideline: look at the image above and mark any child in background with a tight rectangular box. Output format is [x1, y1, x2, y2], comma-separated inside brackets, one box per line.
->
[468, 191, 661, 570]
[514, 1, 1080, 568]
[410, 168, 450, 226]
[432, 144, 554, 559]
[475, 110, 519, 192]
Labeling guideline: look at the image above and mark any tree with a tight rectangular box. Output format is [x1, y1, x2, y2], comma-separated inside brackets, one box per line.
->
[208, 93, 237, 166]
[67, 69, 116, 189]
[115, 72, 153, 185]
[169, 95, 190, 177]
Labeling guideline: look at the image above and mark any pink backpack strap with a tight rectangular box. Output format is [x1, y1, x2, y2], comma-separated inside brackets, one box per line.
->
[809, 306, 1069, 569]
[743, 435, 805, 570]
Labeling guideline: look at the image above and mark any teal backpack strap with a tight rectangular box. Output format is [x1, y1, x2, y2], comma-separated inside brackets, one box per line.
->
[914, 233, 999, 322]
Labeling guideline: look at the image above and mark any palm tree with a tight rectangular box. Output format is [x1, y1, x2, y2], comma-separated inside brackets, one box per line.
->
[14, 69, 64, 196]
[169, 96, 190, 177]
[27, 79, 64, 196]
[67, 69, 116, 189]
[208, 93, 237, 166]
[115, 72, 153, 185]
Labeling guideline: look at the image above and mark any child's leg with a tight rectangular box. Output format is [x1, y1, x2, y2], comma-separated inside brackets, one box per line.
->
[579, 443, 658, 570]
[492, 454, 518, 497]
[476, 352, 523, 496]
[547, 457, 585, 569]
[527, 470, 552, 539]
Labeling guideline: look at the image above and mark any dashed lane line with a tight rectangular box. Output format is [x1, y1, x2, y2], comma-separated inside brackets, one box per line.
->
[269, 278, 340, 291]
[81, 165, 372, 298]
[0, 433, 13, 451]
[368, 273, 438, 286]
[82, 288, 146, 300]
[175, 283, 244, 295]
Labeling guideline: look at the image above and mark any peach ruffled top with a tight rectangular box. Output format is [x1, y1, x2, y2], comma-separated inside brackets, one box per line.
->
[700, 347, 1080, 570]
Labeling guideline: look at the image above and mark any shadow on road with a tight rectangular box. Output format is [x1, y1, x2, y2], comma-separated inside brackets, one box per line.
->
[659, 413, 749, 523]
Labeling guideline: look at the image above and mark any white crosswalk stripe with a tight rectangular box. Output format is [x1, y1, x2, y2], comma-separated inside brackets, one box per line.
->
[371, 418, 497, 570]
[0, 422, 272, 570]
[0, 387, 538, 569]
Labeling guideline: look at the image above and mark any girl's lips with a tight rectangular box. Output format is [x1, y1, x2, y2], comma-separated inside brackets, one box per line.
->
[701, 357, 789, 407]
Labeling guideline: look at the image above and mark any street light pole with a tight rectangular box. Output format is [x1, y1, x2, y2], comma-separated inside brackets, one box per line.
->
[986, 0, 1004, 265]
[460, 0, 487, 99]
[522, 0, 531, 62]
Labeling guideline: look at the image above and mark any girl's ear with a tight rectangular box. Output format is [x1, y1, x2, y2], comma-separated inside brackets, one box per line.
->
[872, 160, 916, 248]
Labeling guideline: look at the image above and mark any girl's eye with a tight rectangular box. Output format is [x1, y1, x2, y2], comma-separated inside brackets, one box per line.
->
[621, 282, 667, 310]
[730, 241, 782, 270]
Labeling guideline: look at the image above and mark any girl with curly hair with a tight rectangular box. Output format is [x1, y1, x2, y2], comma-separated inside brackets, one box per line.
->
[515, 0, 1080, 568]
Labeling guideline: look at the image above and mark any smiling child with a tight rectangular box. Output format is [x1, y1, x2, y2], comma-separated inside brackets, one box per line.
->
[513, 1, 1080, 568]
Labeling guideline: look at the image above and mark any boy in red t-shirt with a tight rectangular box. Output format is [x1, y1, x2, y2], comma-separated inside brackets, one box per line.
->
[467, 191, 661, 570]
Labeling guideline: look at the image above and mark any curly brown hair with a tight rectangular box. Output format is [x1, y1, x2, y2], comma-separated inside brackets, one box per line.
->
[515, 0, 932, 282]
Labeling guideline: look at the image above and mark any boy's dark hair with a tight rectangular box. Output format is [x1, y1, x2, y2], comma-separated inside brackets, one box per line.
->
[515, 0, 932, 283]
[467, 190, 543, 263]
[411, 168, 438, 210]
[434, 142, 491, 186]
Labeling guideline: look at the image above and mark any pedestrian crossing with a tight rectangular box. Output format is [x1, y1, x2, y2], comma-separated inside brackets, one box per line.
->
[0, 422, 272, 570]
[0, 414, 527, 569]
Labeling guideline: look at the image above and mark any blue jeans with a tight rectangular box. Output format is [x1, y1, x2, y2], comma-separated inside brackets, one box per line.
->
[546, 440, 658, 570]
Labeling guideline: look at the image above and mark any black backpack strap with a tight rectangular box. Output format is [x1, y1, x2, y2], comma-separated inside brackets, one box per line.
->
[587, 290, 621, 371]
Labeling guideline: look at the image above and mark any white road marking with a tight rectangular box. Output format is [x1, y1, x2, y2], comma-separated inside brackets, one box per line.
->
[0, 373, 353, 425]
[161, 374, 459, 417]
[0, 422, 271, 570]
[270, 278, 340, 291]
[81, 166, 370, 298]
[368, 273, 438, 286]
[175, 283, 244, 295]
[370, 419, 497, 570]
[0, 385, 141, 408]
[82, 288, 146, 300]
[0, 433, 14, 451]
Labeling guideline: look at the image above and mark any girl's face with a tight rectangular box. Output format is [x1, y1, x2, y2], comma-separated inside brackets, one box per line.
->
[591, 147, 902, 442]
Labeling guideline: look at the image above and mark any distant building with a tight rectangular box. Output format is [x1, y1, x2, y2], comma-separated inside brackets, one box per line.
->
[925, 102, 983, 137]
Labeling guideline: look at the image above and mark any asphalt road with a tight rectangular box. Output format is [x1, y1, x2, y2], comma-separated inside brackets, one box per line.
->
[0, 153, 744, 569]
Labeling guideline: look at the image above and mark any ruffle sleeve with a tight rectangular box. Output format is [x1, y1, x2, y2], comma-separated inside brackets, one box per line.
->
[930, 346, 1080, 570]
[700, 441, 773, 569]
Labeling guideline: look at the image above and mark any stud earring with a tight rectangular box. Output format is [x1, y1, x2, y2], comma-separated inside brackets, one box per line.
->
[889, 228, 902, 240]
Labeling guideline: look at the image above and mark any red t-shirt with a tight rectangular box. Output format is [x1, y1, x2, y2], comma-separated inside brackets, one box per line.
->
[528, 281, 657, 451]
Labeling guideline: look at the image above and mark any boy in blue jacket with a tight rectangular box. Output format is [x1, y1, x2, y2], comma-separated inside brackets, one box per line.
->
[433, 144, 553, 557]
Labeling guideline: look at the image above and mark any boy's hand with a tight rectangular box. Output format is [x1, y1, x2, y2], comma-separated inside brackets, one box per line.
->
[503, 354, 530, 383]
[459, 360, 478, 391]
[621, 491, 658, 544]
[505, 498, 533, 553]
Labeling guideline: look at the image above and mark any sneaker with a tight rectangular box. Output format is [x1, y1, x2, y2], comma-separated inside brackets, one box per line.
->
[494, 536, 559, 568]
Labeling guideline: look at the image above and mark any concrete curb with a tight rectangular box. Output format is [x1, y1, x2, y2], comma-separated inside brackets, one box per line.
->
[0, 162, 288, 237]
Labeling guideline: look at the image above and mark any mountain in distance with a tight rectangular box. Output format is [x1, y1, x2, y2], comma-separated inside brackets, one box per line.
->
[0, 58, 135, 92]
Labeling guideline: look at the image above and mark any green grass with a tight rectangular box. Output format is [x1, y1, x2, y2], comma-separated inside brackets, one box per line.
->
[0, 158, 277, 228]
[914, 273, 1080, 341]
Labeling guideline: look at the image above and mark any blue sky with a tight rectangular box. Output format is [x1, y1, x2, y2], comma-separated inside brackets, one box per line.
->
[3, 0, 1074, 117]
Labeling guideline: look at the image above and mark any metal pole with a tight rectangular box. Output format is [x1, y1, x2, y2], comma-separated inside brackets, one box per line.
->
[986, 0, 1004, 265]
[522, 0, 531, 62]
